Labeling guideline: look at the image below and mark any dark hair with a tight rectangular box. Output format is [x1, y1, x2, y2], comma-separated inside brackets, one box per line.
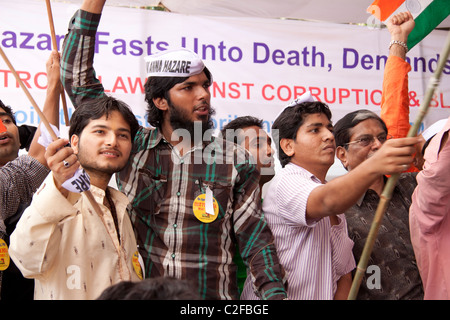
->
[0, 99, 16, 125]
[144, 67, 212, 128]
[272, 101, 332, 167]
[96, 277, 200, 300]
[333, 109, 387, 148]
[220, 116, 263, 144]
[69, 95, 139, 141]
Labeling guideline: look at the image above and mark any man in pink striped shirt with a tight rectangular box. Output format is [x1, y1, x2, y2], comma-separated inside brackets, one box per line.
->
[241, 101, 419, 300]
[410, 116, 450, 300]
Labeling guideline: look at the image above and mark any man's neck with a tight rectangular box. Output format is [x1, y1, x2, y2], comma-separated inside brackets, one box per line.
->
[87, 171, 112, 192]
[291, 160, 329, 183]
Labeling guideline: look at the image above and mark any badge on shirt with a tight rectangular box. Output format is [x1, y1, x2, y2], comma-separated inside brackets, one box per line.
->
[0, 239, 10, 271]
[132, 250, 143, 280]
[193, 187, 219, 223]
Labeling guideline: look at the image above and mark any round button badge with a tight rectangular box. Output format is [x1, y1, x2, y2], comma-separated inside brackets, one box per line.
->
[0, 238, 10, 271]
[193, 193, 219, 223]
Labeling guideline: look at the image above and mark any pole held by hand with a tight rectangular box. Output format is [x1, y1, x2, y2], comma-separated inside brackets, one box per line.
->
[347, 31, 450, 300]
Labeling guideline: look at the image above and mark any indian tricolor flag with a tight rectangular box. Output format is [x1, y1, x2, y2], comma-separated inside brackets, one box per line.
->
[367, 0, 450, 49]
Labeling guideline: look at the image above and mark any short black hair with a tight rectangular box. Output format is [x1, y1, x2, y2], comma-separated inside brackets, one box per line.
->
[96, 277, 200, 300]
[220, 116, 263, 144]
[69, 95, 139, 141]
[334, 109, 387, 148]
[272, 101, 332, 167]
[0, 99, 16, 125]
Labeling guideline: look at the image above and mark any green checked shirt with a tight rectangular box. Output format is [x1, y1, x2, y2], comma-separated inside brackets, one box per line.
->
[61, 9, 286, 300]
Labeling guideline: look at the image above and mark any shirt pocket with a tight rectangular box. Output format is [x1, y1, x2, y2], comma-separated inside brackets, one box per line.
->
[136, 168, 167, 215]
[201, 181, 233, 218]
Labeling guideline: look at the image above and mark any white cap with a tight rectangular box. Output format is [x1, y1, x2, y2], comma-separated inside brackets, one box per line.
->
[285, 91, 314, 108]
[144, 48, 205, 78]
[274, 91, 315, 121]
[421, 118, 447, 141]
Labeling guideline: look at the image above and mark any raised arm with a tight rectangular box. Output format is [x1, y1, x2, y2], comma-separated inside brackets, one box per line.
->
[1, 51, 62, 223]
[27, 50, 62, 166]
[380, 12, 416, 140]
[60, 0, 107, 108]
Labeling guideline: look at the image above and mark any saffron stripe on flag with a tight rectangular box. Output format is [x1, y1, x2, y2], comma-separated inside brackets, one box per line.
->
[367, 0, 450, 50]
[368, 0, 406, 21]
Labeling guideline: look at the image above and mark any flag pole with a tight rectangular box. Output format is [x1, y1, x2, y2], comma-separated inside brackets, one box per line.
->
[45, 0, 70, 126]
[348, 30, 450, 300]
[0, 45, 104, 218]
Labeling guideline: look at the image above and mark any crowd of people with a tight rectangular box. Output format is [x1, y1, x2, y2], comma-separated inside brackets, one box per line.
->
[0, 0, 449, 300]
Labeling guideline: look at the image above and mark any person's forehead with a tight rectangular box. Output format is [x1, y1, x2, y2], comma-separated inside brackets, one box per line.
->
[301, 113, 331, 127]
[350, 118, 385, 136]
[84, 111, 130, 130]
[178, 71, 208, 84]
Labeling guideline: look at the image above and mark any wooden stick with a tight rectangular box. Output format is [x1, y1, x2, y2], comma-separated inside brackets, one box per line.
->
[0, 45, 58, 141]
[0, 45, 104, 218]
[45, 0, 70, 126]
[348, 31, 450, 300]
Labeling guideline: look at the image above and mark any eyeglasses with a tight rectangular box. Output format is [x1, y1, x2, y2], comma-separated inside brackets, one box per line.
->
[344, 134, 392, 148]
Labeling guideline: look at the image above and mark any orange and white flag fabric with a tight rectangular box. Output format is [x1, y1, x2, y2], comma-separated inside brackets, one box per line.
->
[367, 0, 450, 49]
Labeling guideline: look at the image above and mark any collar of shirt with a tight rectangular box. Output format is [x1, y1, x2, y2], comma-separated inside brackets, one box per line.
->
[285, 162, 324, 185]
[135, 126, 214, 152]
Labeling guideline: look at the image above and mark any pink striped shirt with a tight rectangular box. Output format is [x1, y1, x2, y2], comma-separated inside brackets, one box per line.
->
[409, 116, 450, 300]
[241, 163, 355, 300]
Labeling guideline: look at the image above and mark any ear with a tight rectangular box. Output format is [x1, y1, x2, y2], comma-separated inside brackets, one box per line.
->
[153, 97, 168, 111]
[70, 134, 80, 155]
[336, 146, 348, 170]
[280, 138, 295, 157]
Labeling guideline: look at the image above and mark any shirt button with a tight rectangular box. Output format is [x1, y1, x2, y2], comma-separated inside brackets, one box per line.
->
[173, 224, 177, 228]
[177, 192, 181, 196]
[180, 159, 184, 164]
[171, 254, 176, 259]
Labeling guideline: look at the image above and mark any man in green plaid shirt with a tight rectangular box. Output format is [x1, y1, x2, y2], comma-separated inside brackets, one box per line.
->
[61, 0, 287, 300]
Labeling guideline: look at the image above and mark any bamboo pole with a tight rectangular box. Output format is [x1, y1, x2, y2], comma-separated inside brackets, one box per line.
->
[45, 0, 70, 126]
[0, 45, 58, 141]
[348, 31, 450, 300]
[0, 45, 104, 218]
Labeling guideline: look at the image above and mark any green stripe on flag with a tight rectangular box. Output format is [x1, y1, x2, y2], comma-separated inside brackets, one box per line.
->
[407, 0, 450, 49]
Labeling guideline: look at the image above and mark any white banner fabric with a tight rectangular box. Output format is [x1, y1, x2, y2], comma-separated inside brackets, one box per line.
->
[1, 0, 449, 176]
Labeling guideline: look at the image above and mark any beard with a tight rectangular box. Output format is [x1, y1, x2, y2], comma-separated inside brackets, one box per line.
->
[168, 100, 216, 144]
[76, 141, 127, 179]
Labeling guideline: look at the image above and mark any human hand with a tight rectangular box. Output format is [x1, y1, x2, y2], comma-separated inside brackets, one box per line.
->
[386, 11, 415, 42]
[44, 138, 80, 196]
[45, 50, 62, 93]
[368, 136, 419, 175]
